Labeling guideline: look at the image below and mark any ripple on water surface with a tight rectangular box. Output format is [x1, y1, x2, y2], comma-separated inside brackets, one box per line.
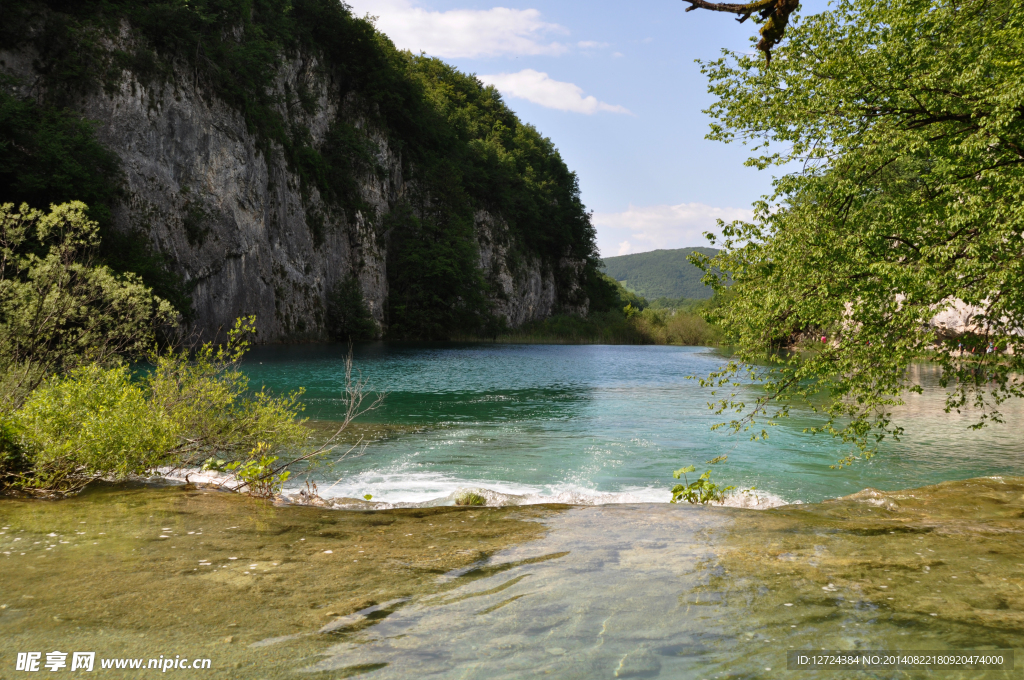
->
[2, 477, 1023, 678]
[241, 343, 1024, 506]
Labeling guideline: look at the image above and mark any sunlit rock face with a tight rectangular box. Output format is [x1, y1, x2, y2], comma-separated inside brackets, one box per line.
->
[930, 298, 1003, 338]
[0, 36, 583, 342]
[474, 210, 584, 328]
[928, 298, 1020, 352]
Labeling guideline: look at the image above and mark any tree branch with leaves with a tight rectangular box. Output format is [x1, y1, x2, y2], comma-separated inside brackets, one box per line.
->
[692, 0, 1024, 465]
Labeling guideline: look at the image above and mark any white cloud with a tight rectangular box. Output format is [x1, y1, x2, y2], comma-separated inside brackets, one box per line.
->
[577, 40, 609, 49]
[612, 52, 625, 58]
[594, 202, 753, 256]
[347, 0, 569, 58]
[478, 69, 631, 115]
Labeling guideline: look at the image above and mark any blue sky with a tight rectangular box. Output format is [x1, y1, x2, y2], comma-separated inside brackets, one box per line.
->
[345, 0, 824, 257]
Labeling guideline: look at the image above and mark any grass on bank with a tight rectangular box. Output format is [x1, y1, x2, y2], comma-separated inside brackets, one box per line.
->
[458, 283, 728, 346]
[480, 308, 723, 345]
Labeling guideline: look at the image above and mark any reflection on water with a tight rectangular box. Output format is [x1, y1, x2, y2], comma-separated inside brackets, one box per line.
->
[2, 478, 1022, 678]
[242, 344, 1024, 506]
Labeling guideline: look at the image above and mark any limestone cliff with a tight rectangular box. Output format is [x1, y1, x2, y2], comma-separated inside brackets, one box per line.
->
[0, 10, 593, 342]
[475, 210, 588, 328]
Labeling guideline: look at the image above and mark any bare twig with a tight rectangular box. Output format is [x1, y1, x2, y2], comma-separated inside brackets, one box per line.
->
[235, 343, 386, 495]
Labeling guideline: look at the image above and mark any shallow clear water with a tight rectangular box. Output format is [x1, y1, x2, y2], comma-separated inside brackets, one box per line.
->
[3, 479, 1022, 678]
[242, 343, 1024, 505]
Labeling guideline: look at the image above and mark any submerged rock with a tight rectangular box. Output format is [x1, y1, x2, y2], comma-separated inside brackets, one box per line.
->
[615, 646, 661, 678]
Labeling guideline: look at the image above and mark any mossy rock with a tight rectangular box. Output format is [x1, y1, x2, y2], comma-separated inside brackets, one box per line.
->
[454, 491, 486, 506]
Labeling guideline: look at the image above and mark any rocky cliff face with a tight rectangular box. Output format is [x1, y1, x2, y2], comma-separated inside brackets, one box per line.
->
[475, 210, 587, 328]
[0, 36, 579, 342]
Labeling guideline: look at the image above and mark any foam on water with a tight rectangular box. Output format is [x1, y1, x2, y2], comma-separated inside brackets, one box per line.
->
[158, 467, 792, 509]
[290, 468, 794, 508]
[154, 466, 243, 490]
[240, 344, 1024, 507]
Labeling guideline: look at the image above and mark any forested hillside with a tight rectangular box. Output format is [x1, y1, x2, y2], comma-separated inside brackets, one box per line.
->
[600, 247, 719, 300]
[0, 0, 604, 341]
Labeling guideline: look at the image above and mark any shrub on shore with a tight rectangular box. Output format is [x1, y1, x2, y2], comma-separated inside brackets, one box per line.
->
[4, 317, 309, 495]
[12, 364, 174, 492]
[0, 201, 379, 498]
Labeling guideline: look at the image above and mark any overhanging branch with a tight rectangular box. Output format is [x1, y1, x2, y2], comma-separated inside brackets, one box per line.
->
[682, 0, 800, 64]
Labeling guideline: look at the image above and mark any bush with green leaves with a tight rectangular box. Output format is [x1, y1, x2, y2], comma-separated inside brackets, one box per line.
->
[9, 364, 173, 493]
[146, 316, 308, 463]
[3, 317, 309, 495]
[0, 201, 176, 413]
[223, 442, 291, 499]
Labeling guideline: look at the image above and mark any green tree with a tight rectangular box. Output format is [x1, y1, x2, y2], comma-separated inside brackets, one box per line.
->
[326, 275, 377, 341]
[693, 0, 1024, 464]
[386, 201, 492, 340]
[0, 202, 176, 412]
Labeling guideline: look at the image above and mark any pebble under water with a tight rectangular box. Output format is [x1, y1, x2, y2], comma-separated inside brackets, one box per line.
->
[2, 477, 1023, 678]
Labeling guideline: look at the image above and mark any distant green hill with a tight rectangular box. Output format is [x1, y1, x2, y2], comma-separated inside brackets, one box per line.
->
[600, 247, 720, 300]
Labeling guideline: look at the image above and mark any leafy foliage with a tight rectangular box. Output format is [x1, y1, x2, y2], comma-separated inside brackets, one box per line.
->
[648, 288, 734, 315]
[581, 269, 625, 314]
[629, 307, 723, 346]
[11, 363, 173, 492]
[326, 275, 377, 341]
[224, 442, 290, 499]
[588, 272, 648, 313]
[146, 316, 308, 461]
[694, 0, 1024, 463]
[0, 202, 176, 412]
[670, 458, 735, 505]
[4, 316, 308, 495]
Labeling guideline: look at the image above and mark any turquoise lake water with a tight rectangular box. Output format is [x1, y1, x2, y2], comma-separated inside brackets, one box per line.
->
[242, 343, 1024, 505]
[5, 343, 1023, 678]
